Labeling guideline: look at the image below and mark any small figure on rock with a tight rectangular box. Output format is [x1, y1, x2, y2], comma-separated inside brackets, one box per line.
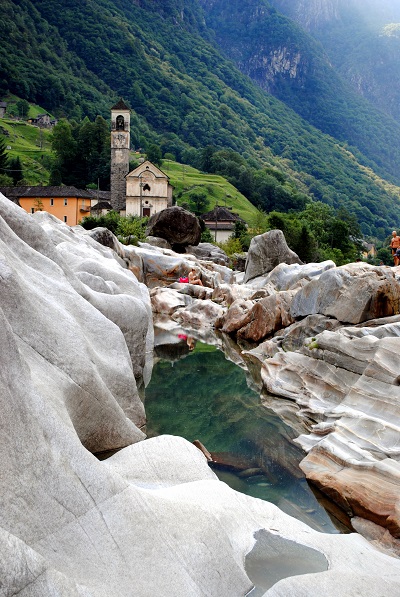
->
[390, 231, 400, 265]
[188, 268, 204, 286]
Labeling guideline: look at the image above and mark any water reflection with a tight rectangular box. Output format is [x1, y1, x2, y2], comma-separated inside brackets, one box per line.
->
[146, 327, 349, 534]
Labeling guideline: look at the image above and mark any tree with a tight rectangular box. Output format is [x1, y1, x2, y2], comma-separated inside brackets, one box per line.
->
[187, 189, 208, 215]
[51, 120, 77, 185]
[33, 198, 44, 211]
[146, 144, 162, 166]
[8, 156, 23, 185]
[0, 136, 9, 178]
[16, 99, 30, 119]
[51, 117, 110, 189]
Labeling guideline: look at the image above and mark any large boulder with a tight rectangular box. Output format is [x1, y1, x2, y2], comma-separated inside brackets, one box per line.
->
[237, 291, 296, 342]
[265, 260, 336, 291]
[291, 262, 400, 324]
[172, 299, 226, 329]
[146, 206, 201, 251]
[186, 242, 229, 266]
[244, 229, 302, 283]
[217, 291, 296, 342]
[259, 316, 400, 538]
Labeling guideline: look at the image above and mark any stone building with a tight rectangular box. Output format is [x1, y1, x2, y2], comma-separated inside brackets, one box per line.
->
[110, 99, 130, 212]
[126, 161, 173, 217]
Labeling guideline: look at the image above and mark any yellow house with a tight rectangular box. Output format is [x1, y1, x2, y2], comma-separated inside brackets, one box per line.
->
[0, 186, 92, 226]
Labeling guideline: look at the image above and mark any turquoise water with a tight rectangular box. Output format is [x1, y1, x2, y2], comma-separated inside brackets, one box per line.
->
[145, 338, 348, 533]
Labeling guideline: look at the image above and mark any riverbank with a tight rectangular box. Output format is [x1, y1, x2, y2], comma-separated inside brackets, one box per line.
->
[1, 194, 400, 595]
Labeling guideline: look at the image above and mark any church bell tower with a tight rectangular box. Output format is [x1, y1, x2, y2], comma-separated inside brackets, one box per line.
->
[110, 99, 130, 212]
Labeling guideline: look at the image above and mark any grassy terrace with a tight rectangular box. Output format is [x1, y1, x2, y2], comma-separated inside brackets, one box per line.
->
[1, 118, 52, 184]
[162, 159, 258, 223]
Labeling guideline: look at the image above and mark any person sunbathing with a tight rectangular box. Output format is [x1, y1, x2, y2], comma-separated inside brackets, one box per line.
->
[188, 268, 204, 286]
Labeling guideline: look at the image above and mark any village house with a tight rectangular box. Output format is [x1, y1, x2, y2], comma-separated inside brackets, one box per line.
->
[30, 114, 51, 126]
[201, 205, 245, 243]
[0, 186, 92, 226]
[125, 160, 173, 217]
[88, 189, 111, 208]
[0, 102, 7, 118]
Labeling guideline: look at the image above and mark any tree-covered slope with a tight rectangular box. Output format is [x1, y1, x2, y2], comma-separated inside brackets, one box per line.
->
[1, 0, 400, 237]
[270, 0, 400, 124]
[199, 0, 400, 184]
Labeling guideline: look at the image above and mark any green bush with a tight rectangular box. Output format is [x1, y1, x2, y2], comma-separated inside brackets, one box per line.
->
[81, 211, 148, 242]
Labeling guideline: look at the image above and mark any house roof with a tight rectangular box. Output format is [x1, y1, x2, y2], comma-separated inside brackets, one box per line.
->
[111, 98, 130, 111]
[91, 201, 113, 211]
[0, 186, 93, 199]
[87, 190, 111, 201]
[201, 206, 243, 222]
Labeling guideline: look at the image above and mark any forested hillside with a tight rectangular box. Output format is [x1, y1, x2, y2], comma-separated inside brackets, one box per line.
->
[1, 0, 400, 237]
[270, 0, 400, 123]
[199, 0, 400, 183]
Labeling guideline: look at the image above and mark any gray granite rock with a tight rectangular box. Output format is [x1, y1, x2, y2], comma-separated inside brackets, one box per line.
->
[244, 230, 302, 283]
[186, 242, 229, 266]
[2, 195, 400, 596]
[291, 262, 400, 324]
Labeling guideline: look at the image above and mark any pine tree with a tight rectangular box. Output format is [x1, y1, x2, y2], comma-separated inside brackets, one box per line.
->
[8, 156, 23, 185]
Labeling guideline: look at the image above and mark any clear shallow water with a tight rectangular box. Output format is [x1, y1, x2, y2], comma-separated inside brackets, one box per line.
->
[145, 339, 349, 534]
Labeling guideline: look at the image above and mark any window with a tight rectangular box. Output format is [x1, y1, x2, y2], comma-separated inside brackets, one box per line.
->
[64, 198, 68, 206]
[63, 216, 67, 223]
[116, 115, 124, 131]
[143, 183, 151, 192]
[31, 208, 35, 214]
[50, 198, 54, 206]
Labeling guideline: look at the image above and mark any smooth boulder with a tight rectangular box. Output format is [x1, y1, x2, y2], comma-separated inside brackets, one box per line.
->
[244, 229, 302, 283]
[146, 206, 201, 251]
[291, 262, 400, 324]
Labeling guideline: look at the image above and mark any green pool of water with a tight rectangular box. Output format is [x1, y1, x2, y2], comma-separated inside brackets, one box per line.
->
[145, 339, 347, 533]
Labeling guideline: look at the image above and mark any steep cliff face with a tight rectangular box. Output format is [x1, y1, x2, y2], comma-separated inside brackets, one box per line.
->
[269, 0, 340, 30]
[270, 0, 400, 122]
[199, 0, 400, 162]
[271, 0, 400, 32]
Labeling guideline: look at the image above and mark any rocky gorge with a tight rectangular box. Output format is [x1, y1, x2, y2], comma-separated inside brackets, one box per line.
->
[2, 194, 400, 595]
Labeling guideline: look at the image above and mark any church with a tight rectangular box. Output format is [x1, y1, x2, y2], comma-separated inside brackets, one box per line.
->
[110, 100, 173, 217]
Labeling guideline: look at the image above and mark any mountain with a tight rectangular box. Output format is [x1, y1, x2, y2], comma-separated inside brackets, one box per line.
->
[199, 0, 400, 183]
[1, 0, 400, 237]
[270, 0, 400, 123]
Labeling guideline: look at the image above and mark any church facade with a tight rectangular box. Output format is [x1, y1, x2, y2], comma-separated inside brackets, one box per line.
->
[126, 161, 173, 217]
[110, 100, 172, 217]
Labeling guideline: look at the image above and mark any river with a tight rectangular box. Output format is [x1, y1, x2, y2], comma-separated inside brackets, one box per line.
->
[145, 327, 350, 534]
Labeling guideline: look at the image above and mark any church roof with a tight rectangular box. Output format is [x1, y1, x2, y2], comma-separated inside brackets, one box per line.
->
[127, 160, 170, 180]
[111, 98, 130, 111]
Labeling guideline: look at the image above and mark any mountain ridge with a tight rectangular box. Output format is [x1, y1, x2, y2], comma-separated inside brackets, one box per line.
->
[1, 0, 400, 237]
